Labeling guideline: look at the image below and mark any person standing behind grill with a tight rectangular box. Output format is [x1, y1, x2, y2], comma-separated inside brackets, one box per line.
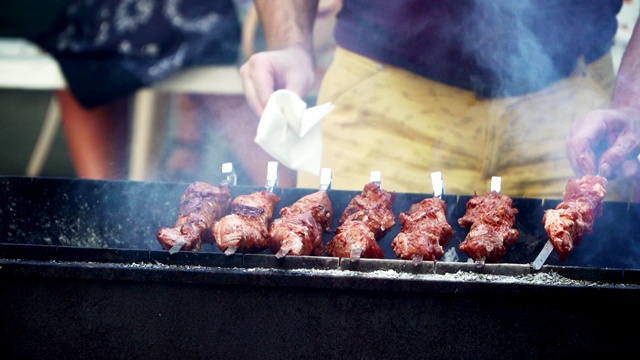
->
[0, 0, 242, 181]
[240, 0, 640, 202]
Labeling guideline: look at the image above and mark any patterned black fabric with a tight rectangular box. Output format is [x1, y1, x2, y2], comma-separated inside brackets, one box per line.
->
[30, 0, 241, 107]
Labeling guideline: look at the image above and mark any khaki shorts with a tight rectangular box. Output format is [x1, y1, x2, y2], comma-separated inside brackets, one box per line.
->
[297, 47, 632, 201]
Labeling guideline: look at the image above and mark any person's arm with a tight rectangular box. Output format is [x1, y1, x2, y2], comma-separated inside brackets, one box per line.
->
[566, 16, 640, 186]
[256, 0, 319, 53]
[240, 1, 320, 115]
[611, 17, 640, 108]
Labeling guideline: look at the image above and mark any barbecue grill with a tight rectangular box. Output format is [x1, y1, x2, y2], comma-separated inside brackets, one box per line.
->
[1, 176, 639, 359]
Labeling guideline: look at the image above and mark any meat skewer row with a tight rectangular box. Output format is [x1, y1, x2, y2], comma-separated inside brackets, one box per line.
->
[327, 171, 396, 261]
[269, 168, 334, 258]
[156, 181, 232, 254]
[391, 172, 454, 265]
[535, 174, 607, 268]
[213, 162, 282, 256]
[458, 177, 519, 265]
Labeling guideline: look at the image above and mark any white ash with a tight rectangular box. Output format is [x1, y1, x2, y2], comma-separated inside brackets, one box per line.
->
[442, 247, 459, 262]
[3, 258, 638, 288]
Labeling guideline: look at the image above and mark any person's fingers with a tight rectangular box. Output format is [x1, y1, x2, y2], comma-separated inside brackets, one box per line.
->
[598, 110, 640, 178]
[249, 58, 278, 115]
[239, 48, 316, 116]
[240, 66, 262, 116]
[599, 132, 640, 178]
[566, 110, 609, 176]
[566, 139, 596, 177]
[239, 55, 277, 116]
[239, 61, 264, 116]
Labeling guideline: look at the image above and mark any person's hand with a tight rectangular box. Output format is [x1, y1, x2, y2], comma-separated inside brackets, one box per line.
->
[566, 107, 640, 182]
[240, 47, 316, 116]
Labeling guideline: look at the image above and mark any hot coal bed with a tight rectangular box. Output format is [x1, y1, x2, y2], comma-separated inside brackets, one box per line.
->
[1, 176, 640, 359]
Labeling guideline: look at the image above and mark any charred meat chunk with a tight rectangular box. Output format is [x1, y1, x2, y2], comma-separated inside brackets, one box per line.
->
[458, 191, 519, 263]
[327, 182, 396, 259]
[543, 174, 607, 261]
[269, 190, 333, 257]
[157, 181, 232, 252]
[392, 197, 454, 262]
[213, 190, 281, 255]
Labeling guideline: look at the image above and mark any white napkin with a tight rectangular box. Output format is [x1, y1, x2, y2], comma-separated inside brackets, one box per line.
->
[254, 89, 334, 175]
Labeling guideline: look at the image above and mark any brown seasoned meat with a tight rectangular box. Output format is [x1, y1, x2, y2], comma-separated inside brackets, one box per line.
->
[270, 211, 325, 257]
[213, 190, 281, 255]
[339, 182, 396, 238]
[543, 174, 607, 261]
[269, 190, 333, 257]
[458, 190, 519, 263]
[327, 182, 396, 259]
[327, 221, 383, 259]
[156, 182, 232, 252]
[391, 197, 454, 262]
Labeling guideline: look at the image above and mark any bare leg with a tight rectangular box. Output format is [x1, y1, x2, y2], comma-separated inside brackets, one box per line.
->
[56, 89, 129, 180]
[161, 95, 203, 182]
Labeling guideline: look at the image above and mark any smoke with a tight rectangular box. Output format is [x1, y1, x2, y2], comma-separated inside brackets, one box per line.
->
[461, 1, 560, 98]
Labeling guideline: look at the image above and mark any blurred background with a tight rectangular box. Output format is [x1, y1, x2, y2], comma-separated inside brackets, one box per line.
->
[0, 0, 637, 183]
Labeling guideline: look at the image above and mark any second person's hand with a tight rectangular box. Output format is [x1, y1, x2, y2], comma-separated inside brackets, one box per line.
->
[566, 107, 640, 181]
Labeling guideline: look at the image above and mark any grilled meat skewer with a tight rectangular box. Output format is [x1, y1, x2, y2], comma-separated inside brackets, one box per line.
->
[327, 182, 396, 260]
[391, 196, 454, 263]
[458, 190, 519, 263]
[213, 190, 281, 255]
[269, 190, 333, 257]
[542, 174, 607, 261]
[156, 181, 232, 252]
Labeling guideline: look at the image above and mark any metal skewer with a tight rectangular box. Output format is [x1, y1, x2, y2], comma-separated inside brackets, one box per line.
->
[349, 171, 382, 262]
[221, 162, 237, 186]
[532, 240, 554, 270]
[350, 248, 363, 261]
[265, 161, 278, 192]
[320, 168, 332, 191]
[490, 176, 501, 193]
[370, 170, 381, 186]
[467, 176, 502, 268]
[169, 240, 185, 255]
[266, 165, 291, 259]
[275, 247, 289, 258]
[225, 162, 279, 257]
[411, 171, 446, 266]
[277, 167, 332, 260]
[412, 254, 424, 266]
[431, 171, 444, 198]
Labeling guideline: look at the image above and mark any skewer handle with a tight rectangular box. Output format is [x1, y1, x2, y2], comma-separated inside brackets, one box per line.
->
[265, 161, 279, 192]
[224, 245, 238, 256]
[491, 176, 501, 193]
[275, 247, 289, 259]
[169, 240, 186, 254]
[431, 172, 444, 197]
[320, 168, 332, 190]
[370, 171, 381, 186]
[221, 162, 237, 186]
[350, 248, 363, 262]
